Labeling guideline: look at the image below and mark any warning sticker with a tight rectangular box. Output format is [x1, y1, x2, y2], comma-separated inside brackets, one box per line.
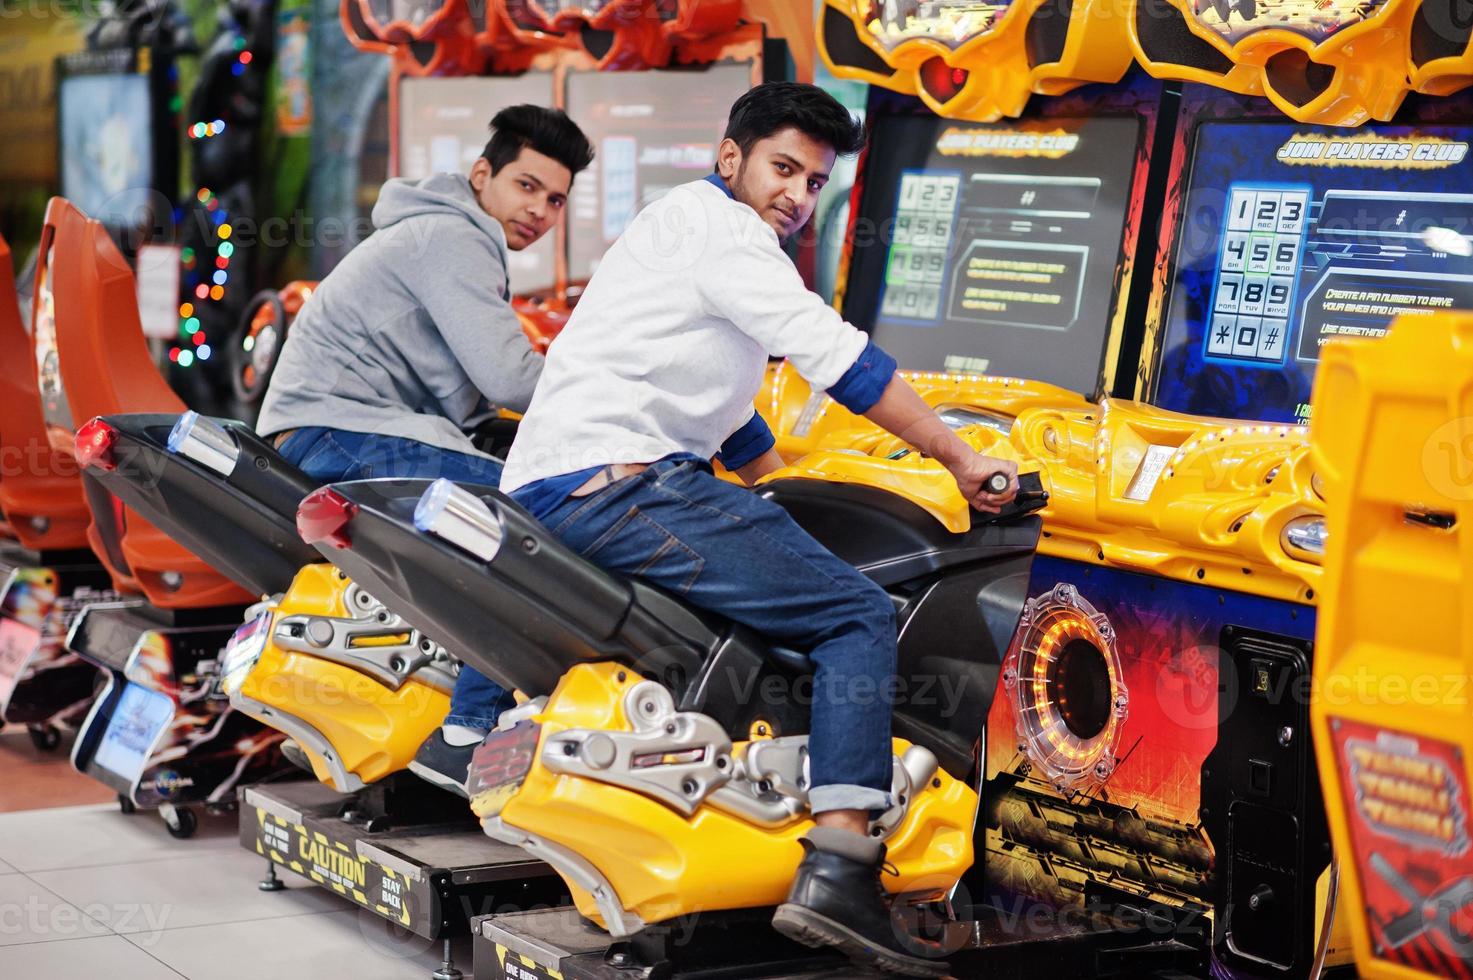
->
[1332, 720, 1473, 970]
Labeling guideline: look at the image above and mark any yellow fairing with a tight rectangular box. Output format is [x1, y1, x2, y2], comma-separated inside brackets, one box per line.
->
[1017, 399, 1323, 602]
[819, 0, 1133, 121]
[1126, 0, 1457, 125]
[231, 564, 449, 788]
[755, 367, 1324, 603]
[757, 360, 1092, 463]
[761, 421, 1026, 534]
[1310, 312, 1473, 980]
[481, 664, 978, 928]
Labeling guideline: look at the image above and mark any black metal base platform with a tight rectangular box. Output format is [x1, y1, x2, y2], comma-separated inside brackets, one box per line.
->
[240, 781, 567, 940]
[470, 903, 1219, 980]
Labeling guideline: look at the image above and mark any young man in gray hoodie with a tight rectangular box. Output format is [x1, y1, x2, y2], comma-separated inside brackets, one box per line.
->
[257, 104, 594, 794]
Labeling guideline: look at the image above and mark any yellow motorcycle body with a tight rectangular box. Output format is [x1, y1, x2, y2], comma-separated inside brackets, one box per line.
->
[222, 563, 453, 792]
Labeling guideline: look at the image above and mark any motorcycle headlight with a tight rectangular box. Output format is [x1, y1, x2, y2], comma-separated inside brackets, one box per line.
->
[220, 610, 272, 695]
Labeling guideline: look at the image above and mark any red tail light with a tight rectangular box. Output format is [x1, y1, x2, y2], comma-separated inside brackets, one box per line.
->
[297, 487, 358, 549]
[919, 57, 969, 104]
[75, 418, 119, 471]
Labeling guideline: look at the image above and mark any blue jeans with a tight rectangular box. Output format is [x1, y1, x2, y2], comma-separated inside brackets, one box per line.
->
[534, 458, 896, 814]
[277, 426, 516, 730]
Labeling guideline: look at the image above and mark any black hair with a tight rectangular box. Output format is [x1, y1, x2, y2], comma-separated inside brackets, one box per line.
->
[481, 104, 595, 179]
[720, 81, 866, 163]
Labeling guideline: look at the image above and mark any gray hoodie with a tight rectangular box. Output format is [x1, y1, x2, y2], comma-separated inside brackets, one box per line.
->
[256, 173, 542, 456]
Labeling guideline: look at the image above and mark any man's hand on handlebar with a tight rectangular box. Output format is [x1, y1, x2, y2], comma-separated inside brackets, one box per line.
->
[861, 374, 1023, 515]
[946, 453, 1019, 515]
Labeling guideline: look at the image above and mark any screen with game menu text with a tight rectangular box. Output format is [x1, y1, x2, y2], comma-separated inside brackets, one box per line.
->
[1153, 121, 1473, 424]
[842, 112, 1144, 395]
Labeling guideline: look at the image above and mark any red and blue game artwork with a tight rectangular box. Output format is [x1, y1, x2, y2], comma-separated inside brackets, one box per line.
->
[982, 555, 1324, 976]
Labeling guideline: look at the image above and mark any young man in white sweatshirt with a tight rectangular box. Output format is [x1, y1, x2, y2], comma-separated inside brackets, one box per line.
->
[499, 83, 1017, 977]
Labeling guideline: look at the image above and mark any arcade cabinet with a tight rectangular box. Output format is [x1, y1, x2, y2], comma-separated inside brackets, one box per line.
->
[0, 233, 114, 753]
[563, 59, 758, 284]
[1311, 311, 1473, 980]
[55, 0, 188, 258]
[817, 7, 1343, 977]
[1123, 2, 1473, 978]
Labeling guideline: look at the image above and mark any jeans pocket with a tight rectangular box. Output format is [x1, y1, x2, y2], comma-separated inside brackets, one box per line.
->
[582, 505, 705, 595]
[296, 431, 366, 483]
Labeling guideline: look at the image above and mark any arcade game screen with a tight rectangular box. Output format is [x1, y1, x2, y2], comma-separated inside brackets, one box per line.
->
[398, 74, 557, 293]
[564, 62, 754, 281]
[842, 113, 1144, 394]
[92, 684, 174, 783]
[1153, 121, 1473, 424]
[58, 72, 155, 231]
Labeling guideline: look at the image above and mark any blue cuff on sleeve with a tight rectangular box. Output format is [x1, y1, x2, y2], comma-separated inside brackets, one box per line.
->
[716, 413, 776, 471]
[826, 340, 897, 414]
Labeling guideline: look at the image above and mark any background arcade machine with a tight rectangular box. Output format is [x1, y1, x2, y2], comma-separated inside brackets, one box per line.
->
[0, 233, 115, 755]
[54, 11, 186, 264]
[34, 198, 295, 838]
[563, 59, 759, 287]
[965, 3, 1473, 977]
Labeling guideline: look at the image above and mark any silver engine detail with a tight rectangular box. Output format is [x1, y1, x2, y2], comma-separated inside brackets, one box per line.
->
[540, 679, 938, 839]
[271, 583, 457, 695]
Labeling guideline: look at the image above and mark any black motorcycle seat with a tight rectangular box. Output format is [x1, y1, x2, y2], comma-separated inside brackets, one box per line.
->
[95, 413, 321, 596]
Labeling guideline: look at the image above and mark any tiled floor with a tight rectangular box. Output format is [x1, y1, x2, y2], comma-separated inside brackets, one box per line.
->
[0, 726, 114, 813]
[0, 733, 470, 979]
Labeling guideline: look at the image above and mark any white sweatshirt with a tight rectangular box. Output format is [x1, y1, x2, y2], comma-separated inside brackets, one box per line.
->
[500, 177, 873, 493]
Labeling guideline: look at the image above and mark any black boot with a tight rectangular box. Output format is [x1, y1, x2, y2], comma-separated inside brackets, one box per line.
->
[773, 828, 950, 978]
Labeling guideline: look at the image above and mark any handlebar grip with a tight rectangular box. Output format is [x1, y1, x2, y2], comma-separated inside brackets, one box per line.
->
[985, 472, 1010, 495]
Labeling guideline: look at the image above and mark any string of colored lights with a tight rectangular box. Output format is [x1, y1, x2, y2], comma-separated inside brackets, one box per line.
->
[170, 36, 252, 369]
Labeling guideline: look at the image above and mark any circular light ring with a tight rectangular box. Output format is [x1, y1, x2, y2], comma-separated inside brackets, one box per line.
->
[1002, 582, 1128, 792]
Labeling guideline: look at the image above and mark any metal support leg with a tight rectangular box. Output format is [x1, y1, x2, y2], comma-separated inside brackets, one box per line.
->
[431, 938, 464, 980]
[259, 860, 286, 892]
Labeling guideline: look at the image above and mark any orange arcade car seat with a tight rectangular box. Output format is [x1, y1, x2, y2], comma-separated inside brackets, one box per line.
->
[0, 230, 94, 555]
[38, 198, 252, 608]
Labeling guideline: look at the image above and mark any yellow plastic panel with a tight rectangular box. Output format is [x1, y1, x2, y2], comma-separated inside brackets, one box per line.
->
[1309, 311, 1473, 979]
[756, 360, 1092, 462]
[1017, 399, 1324, 602]
[229, 565, 449, 788]
[755, 363, 1323, 602]
[1127, 0, 1469, 125]
[478, 664, 979, 928]
[818, 0, 1133, 121]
